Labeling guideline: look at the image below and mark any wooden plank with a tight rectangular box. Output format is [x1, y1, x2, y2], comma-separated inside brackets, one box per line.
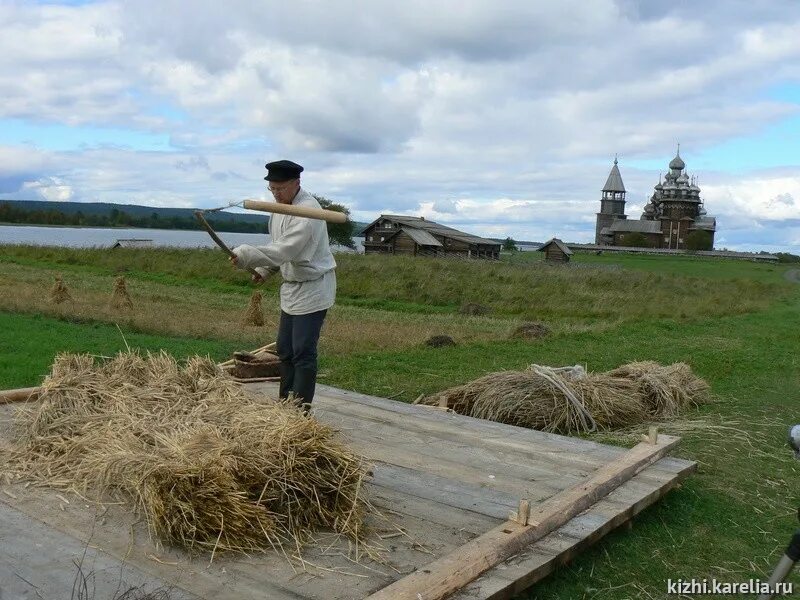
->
[454, 459, 696, 599]
[315, 388, 691, 478]
[365, 434, 680, 600]
[322, 410, 579, 501]
[320, 395, 697, 481]
[370, 463, 518, 520]
[314, 392, 626, 473]
[368, 485, 501, 534]
[0, 489, 324, 600]
[318, 403, 598, 483]
[0, 501, 201, 600]
[361, 440, 563, 505]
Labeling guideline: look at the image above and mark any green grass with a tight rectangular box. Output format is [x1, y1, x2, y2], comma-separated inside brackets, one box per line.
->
[0, 245, 790, 323]
[504, 248, 789, 283]
[0, 312, 238, 389]
[1, 245, 798, 598]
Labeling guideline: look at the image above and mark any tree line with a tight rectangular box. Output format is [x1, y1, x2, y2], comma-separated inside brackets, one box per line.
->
[0, 202, 267, 233]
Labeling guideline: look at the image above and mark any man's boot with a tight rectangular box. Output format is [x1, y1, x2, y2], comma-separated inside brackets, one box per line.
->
[278, 361, 294, 401]
[292, 367, 318, 413]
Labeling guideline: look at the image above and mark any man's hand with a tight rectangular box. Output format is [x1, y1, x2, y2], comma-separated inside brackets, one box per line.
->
[251, 272, 264, 284]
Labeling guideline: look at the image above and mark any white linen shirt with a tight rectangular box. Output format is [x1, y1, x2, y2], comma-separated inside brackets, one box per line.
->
[232, 188, 337, 315]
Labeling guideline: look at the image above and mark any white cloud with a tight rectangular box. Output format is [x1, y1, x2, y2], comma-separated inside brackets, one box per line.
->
[0, 1, 799, 251]
[22, 177, 74, 202]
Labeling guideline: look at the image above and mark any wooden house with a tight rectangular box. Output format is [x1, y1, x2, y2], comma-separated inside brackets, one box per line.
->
[362, 215, 501, 259]
[538, 238, 572, 263]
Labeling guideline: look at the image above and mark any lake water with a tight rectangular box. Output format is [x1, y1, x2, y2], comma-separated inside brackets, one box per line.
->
[0, 225, 365, 252]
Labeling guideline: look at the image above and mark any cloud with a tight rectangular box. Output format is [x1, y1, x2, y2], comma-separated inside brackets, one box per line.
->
[0, 1, 800, 251]
[175, 155, 210, 171]
[21, 176, 74, 202]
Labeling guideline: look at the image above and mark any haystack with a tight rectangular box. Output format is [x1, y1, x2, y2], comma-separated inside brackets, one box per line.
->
[110, 276, 133, 310]
[6, 352, 369, 556]
[608, 361, 711, 416]
[459, 302, 490, 316]
[422, 362, 710, 434]
[242, 291, 265, 326]
[49, 275, 72, 304]
[425, 334, 456, 348]
[510, 322, 551, 340]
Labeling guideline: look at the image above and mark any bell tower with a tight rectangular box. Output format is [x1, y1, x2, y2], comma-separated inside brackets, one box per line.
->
[595, 157, 627, 244]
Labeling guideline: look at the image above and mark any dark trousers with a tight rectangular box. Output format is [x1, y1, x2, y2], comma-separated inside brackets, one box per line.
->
[276, 309, 327, 408]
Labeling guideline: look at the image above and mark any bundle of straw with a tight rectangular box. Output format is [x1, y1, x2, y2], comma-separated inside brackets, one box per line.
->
[110, 276, 134, 310]
[608, 361, 711, 416]
[423, 361, 710, 434]
[49, 275, 73, 304]
[242, 291, 265, 326]
[6, 351, 369, 555]
[509, 322, 551, 340]
[429, 369, 643, 434]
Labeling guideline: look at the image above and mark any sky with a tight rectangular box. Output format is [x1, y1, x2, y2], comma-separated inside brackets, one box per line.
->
[1, 0, 800, 252]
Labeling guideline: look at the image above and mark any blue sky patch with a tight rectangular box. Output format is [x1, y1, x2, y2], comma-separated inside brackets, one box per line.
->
[0, 119, 172, 152]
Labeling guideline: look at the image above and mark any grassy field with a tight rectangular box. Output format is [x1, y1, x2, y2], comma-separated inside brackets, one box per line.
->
[1, 245, 798, 599]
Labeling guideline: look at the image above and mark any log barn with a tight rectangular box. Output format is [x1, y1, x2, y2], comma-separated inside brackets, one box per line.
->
[538, 238, 573, 263]
[362, 215, 501, 259]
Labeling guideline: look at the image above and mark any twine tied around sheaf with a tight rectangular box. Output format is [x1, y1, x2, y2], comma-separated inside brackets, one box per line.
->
[527, 364, 597, 433]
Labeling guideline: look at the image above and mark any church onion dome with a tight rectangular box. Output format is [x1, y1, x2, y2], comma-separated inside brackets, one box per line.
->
[677, 173, 689, 184]
[602, 158, 626, 192]
[669, 148, 685, 170]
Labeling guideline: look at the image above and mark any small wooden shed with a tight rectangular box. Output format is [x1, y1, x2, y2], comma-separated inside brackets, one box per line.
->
[538, 238, 573, 263]
[111, 239, 153, 249]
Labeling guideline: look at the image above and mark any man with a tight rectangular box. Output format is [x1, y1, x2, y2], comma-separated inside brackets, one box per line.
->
[230, 160, 336, 412]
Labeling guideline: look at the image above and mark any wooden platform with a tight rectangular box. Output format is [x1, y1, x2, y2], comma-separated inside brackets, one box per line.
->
[0, 383, 696, 600]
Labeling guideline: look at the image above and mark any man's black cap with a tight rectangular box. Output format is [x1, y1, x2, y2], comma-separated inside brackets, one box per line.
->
[264, 160, 304, 182]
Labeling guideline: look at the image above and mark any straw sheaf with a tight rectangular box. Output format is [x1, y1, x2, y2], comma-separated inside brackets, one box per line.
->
[242, 290, 265, 327]
[423, 362, 711, 434]
[7, 351, 369, 556]
[608, 361, 711, 416]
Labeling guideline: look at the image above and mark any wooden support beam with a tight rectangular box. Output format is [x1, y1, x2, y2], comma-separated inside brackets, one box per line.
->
[365, 434, 681, 600]
[0, 387, 40, 405]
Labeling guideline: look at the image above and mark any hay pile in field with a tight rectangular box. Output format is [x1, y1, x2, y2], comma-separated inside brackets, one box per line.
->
[421, 361, 710, 434]
[425, 334, 456, 348]
[242, 290, 265, 326]
[49, 275, 72, 304]
[459, 302, 490, 316]
[608, 361, 711, 416]
[110, 276, 133, 310]
[5, 351, 369, 556]
[510, 322, 551, 340]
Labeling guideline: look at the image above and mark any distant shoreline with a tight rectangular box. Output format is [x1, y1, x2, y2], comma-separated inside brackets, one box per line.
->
[1, 222, 142, 230]
[0, 221, 263, 234]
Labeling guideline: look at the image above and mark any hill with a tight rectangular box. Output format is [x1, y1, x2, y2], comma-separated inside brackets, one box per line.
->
[0, 199, 370, 235]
